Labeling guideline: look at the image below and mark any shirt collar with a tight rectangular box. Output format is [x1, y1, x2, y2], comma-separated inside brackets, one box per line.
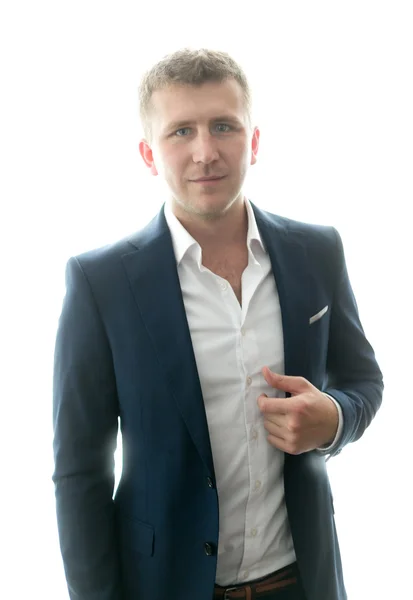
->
[164, 197, 267, 267]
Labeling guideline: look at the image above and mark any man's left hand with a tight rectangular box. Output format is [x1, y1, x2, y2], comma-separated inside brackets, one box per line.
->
[257, 367, 339, 455]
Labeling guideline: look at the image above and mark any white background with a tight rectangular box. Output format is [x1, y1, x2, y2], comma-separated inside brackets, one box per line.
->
[1, 1, 412, 598]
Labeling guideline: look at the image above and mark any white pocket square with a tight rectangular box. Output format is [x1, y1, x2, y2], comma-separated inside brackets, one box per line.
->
[309, 305, 329, 325]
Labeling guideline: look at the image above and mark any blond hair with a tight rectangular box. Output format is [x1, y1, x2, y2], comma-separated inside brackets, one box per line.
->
[138, 47, 253, 144]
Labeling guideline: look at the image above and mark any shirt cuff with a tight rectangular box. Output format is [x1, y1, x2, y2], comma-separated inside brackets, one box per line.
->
[315, 394, 343, 453]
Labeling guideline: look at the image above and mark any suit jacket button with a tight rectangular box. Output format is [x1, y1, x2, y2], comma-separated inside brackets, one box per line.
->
[207, 477, 214, 488]
[204, 542, 215, 556]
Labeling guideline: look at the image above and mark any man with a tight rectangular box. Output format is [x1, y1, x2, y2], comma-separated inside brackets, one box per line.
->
[53, 48, 383, 600]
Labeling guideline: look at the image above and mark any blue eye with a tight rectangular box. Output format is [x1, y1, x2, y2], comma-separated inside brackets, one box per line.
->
[215, 124, 231, 132]
[175, 128, 191, 137]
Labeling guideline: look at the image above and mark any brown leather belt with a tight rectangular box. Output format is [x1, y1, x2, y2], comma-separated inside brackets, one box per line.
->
[214, 562, 300, 599]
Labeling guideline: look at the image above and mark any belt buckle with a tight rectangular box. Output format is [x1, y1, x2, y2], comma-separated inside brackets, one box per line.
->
[223, 586, 240, 599]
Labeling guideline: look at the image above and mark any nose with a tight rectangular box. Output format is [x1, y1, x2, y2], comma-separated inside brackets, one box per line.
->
[191, 132, 220, 165]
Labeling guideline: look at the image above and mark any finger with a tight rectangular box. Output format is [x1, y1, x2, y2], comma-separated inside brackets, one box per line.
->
[266, 433, 285, 450]
[263, 417, 285, 437]
[266, 433, 304, 456]
[258, 395, 290, 413]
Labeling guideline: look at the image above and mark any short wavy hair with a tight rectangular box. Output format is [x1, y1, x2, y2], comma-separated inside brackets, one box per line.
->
[138, 47, 253, 144]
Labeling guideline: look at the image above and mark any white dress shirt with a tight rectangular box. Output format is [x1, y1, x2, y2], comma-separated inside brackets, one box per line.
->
[163, 198, 343, 585]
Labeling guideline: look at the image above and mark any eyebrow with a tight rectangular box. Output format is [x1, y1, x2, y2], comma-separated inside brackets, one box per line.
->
[165, 115, 243, 132]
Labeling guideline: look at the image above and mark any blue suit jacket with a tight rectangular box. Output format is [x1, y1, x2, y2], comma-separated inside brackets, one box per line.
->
[53, 201, 383, 600]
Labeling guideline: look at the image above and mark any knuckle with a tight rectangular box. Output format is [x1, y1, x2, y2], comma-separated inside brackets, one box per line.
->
[295, 398, 309, 414]
[287, 440, 301, 455]
[288, 420, 300, 434]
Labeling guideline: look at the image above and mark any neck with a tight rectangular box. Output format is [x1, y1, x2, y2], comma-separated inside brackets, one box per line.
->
[170, 196, 249, 251]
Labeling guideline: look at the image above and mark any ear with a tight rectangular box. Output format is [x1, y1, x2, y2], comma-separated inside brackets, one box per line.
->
[139, 139, 158, 176]
[250, 127, 260, 166]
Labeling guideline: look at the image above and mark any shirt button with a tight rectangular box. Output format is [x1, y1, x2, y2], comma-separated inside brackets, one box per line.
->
[244, 570, 250, 579]
[251, 429, 258, 440]
[246, 376, 252, 386]
[204, 542, 216, 556]
[254, 480, 261, 490]
[207, 477, 214, 488]
[241, 327, 246, 336]
[251, 528, 257, 537]
[220, 281, 227, 290]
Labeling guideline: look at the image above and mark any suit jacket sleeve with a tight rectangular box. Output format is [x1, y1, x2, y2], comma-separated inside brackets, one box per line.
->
[52, 257, 122, 599]
[322, 228, 384, 458]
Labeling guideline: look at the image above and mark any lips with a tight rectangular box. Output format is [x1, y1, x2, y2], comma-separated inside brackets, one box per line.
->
[192, 176, 225, 182]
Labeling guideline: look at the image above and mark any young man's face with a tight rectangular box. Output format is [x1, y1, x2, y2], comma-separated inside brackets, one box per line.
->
[139, 78, 260, 219]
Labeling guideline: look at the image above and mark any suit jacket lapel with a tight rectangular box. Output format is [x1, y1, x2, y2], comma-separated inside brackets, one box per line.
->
[251, 203, 310, 381]
[121, 208, 216, 478]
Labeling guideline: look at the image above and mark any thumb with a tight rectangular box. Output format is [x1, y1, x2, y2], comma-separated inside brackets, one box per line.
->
[262, 367, 307, 394]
